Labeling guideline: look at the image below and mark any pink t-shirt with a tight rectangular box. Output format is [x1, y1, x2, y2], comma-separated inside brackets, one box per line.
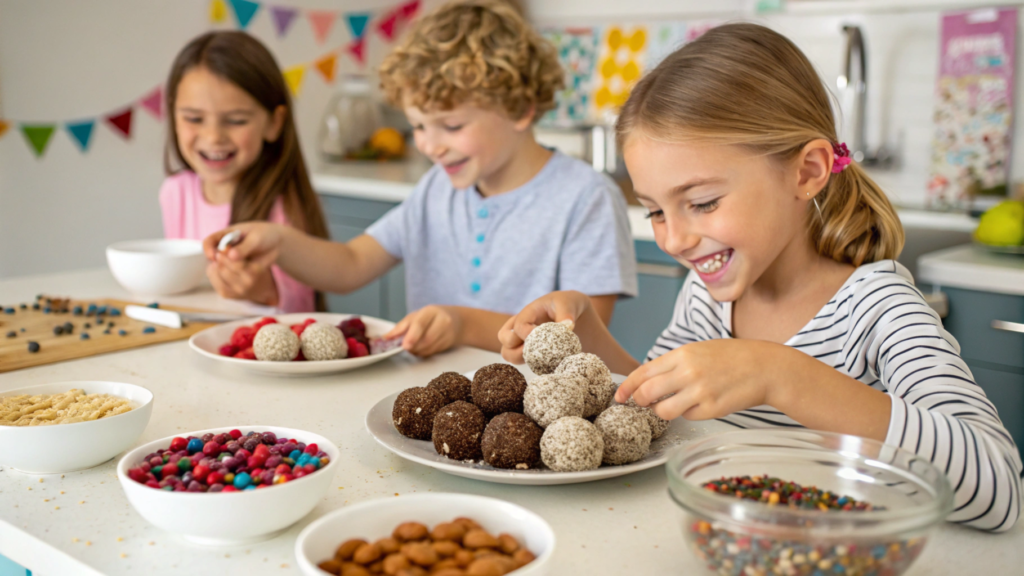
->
[159, 171, 316, 313]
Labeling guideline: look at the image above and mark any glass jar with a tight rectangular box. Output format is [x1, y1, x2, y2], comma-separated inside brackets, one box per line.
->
[319, 75, 382, 161]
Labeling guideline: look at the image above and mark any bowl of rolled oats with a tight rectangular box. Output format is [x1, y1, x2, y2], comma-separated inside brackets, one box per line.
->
[0, 381, 153, 473]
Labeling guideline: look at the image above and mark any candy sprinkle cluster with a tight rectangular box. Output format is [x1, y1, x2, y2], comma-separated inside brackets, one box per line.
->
[702, 475, 878, 511]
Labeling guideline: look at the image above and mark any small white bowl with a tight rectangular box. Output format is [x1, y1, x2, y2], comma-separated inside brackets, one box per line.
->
[106, 239, 207, 296]
[295, 493, 555, 576]
[117, 425, 339, 546]
[0, 381, 153, 474]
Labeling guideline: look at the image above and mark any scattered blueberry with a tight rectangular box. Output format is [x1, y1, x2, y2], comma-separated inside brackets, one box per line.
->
[97, 306, 107, 315]
[20, 327, 25, 332]
[95, 319, 104, 325]
[43, 307, 51, 314]
[31, 303, 39, 310]
[27, 341, 40, 353]
[146, 302, 159, 309]
[19, 304, 26, 310]
[80, 333, 90, 340]
[84, 323, 91, 329]
[108, 322, 115, 328]
[110, 308, 121, 316]
[118, 330, 127, 336]
[86, 304, 97, 316]
[142, 327, 156, 334]
[73, 306, 83, 315]
[4, 307, 14, 314]
[53, 325, 64, 336]
[63, 322, 73, 333]
[5, 331, 15, 338]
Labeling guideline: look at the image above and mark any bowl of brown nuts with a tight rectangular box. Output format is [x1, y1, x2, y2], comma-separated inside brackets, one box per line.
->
[294, 493, 554, 576]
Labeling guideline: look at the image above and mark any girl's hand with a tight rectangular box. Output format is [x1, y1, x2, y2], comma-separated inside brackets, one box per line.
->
[202, 222, 286, 264]
[616, 339, 774, 421]
[206, 252, 280, 307]
[385, 305, 463, 357]
[499, 290, 593, 364]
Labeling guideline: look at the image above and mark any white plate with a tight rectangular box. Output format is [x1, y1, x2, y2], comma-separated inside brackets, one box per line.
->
[365, 370, 735, 485]
[189, 313, 403, 376]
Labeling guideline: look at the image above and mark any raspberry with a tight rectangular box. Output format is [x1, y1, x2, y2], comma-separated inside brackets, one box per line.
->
[218, 344, 239, 357]
[230, 325, 256, 349]
[233, 347, 256, 360]
[348, 341, 369, 358]
[339, 317, 367, 339]
[294, 350, 306, 361]
[290, 323, 307, 337]
[253, 317, 277, 330]
[303, 318, 317, 326]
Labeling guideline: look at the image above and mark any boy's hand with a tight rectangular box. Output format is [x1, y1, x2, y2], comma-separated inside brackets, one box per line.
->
[206, 254, 280, 307]
[385, 305, 463, 357]
[202, 222, 287, 264]
[499, 290, 592, 364]
[615, 339, 774, 421]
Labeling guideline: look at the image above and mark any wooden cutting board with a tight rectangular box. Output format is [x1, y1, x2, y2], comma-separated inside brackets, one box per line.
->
[0, 297, 219, 373]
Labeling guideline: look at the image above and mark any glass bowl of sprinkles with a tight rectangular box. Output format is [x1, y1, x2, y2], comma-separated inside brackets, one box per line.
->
[666, 429, 954, 576]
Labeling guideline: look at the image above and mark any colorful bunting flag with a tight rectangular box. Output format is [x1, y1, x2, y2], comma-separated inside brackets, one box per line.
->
[315, 54, 338, 83]
[209, 0, 228, 23]
[270, 6, 298, 38]
[346, 13, 371, 39]
[347, 37, 367, 66]
[282, 65, 306, 97]
[139, 86, 163, 120]
[399, 1, 421, 20]
[65, 120, 95, 152]
[105, 108, 133, 139]
[0, 120, 9, 140]
[228, 0, 260, 30]
[377, 11, 399, 41]
[21, 125, 56, 158]
[307, 10, 336, 44]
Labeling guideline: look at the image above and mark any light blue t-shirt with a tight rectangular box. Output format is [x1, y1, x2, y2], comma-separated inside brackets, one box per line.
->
[366, 150, 638, 315]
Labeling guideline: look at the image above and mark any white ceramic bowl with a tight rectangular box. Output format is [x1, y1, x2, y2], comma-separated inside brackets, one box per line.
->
[106, 239, 207, 296]
[295, 493, 555, 576]
[0, 381, 153, 474]
[117, 425, 339, 546]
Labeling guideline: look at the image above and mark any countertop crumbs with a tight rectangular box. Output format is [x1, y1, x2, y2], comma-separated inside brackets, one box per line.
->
[72, 538, 79, 543]
[38, 478, 43, 483]
[79, 501, 85, 504]
[44, 499, 49, 502]
[148, 542, 155, 546]
[54, 506, 59, 510]
[117, 537, 123, 542]
[60, 491, 65, 494]
[280, 564, 289, 568]
[120, 553, 127, 558]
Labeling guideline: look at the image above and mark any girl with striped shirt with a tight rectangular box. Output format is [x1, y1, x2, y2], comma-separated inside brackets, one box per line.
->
[499, 23, 1021, 531]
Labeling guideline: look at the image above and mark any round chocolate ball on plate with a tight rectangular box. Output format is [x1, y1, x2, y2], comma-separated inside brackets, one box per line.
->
[392, 387, 446, 440]
[539, 416, 604, 472]
[523, 321, 582, 375]
[471, 363, 527, 417]
[253, 323, 300, 361]
[300, 322, 347, 361]
[594, 404, 652, 465]
[432, 401, 486, 461]
[556, 353, 615, 418]
[427, 371, 473, 404]
[523, 374, 587, 428]
[481, 412, 543, 470]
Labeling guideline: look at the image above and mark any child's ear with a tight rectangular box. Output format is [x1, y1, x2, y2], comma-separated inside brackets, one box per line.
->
[513, 103, 536, 131]
[264, 105, 287, 143]
[795, 139, 832, 200]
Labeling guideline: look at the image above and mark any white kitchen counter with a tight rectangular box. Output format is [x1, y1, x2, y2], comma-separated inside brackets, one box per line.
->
[918, 244, 1024, 296]
[1, 268, 1022, 575]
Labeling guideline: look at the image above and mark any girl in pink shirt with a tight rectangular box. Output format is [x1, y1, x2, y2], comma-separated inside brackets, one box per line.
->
[160, 31, 327, 313]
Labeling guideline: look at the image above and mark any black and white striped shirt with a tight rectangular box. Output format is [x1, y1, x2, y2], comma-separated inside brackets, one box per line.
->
[647, 260, 1022, 531]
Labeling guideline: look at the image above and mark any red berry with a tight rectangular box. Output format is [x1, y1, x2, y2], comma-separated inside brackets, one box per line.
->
[304, 318, 317, 326]
[145, 479, 160, 488]
[202, 441, 221, 456]
[229, 429, 242, 440]
[222, 485, 238, 493]
[349, 341, 369, 358]
[207, 471, 224, 486]
[160, 466, 177, 479]
[192, 464, 210, 481]
[290, 323, 307, 337]
[294, 350, 306, 361]
[230, 325, 256, 349]
[275, 464, 292, 475]
[253, 317, 277, 330]
[234, 347, 256, 360]
[294, 469, 307, 478]
[169, 437, 188, 452]
[339, 317, 367, 339]
[218, 344, 239, 357]
[304, 443, 318, 455]
[303, 464, 317, 474]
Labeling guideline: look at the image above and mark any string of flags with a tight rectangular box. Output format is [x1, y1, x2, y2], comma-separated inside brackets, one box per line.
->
[0, 0, 420, 159]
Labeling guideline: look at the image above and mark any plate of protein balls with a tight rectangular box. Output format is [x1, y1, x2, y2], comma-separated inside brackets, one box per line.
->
[366, 321, 734, 485]
[189, 313, 403, 375]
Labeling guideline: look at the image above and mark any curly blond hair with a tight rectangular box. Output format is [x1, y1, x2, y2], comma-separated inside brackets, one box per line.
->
[379, 0, 563, 121]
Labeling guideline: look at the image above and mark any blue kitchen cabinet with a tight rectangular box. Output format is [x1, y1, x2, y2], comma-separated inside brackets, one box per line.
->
[966, 363, 1024, 453]
[608, 240, 687, 362]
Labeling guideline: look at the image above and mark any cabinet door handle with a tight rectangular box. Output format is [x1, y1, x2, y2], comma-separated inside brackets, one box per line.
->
[992, 320, 1024, 334]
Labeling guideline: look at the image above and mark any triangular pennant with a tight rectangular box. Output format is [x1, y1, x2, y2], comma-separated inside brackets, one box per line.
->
[282, 65, 306, 97]
[377, 11, 399, 41]
[307, 10, 336, 44]
[65, 120, 95, 152]
[105, 107, 133, 139]
[0, 120, 9, 139]
[345, 13, 371, 39]
[399, 1, 421, 20]
[315, 53, 338, 83]
[209, 0, 228, 23]
[228, 0, 260, 29]
[347, 37, 366, 66]
[20, 124, 56, 157]
[139, 86, 163, 120]
[269, 6, 298, 37]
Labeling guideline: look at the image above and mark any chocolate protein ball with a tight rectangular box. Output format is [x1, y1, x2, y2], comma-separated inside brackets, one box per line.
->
[522, 321, 582, 374]
[594, 404, 651, 465]
[253, 323, 300, 361]
[392, 387, 446, 440]
[471, 363, 527, 417]
[432, 401, 486, 461]
[481, 412, 543, 470]
[555, 353, 615, 418]
[523, 374, 587, 428]
[427, 371, 473, 405]
[540, 416, 604, 472]
[623, 397, 670, 440]
[300, 322, 347, 361]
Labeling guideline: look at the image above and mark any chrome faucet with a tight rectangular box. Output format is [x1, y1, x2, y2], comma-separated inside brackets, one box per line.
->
[838, 25, 898, 169]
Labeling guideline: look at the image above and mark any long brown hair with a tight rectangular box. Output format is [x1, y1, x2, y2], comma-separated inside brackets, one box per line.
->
[617, 23, 904, 266]
[165, 31, 329, 309]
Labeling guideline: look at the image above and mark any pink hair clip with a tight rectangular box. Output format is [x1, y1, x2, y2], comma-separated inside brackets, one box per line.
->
[832, 142, 852, 174]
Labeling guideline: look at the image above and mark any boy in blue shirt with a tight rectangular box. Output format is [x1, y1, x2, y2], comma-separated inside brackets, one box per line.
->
[204, 0, 637, 356]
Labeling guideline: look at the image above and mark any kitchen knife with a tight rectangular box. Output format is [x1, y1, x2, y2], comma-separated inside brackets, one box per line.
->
[125, 305, 250, 329]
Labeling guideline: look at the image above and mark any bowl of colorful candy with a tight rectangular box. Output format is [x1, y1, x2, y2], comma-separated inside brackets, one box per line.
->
[117, 426, 339, 546]
[667, 429, 954, 576]
[106, 239, 207, 296]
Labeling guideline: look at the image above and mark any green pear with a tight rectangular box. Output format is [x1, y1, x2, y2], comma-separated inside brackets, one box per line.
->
[975, 201, 1024, 246]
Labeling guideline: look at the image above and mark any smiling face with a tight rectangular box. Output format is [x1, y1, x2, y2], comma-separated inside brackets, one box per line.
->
[173, 66, 284, 189]
[404, 103, 534, 191]
[624, 135, 818, 303]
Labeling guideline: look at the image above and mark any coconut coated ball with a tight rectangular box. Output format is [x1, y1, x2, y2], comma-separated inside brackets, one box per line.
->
[623, 397, 670, 440]
[471, 363, 527, 417]
[300, 322, 347, 361]
[253, 323, 300, 361]
[432, 401, 486, 461]
[523, 374, 587, 428]
[392, 387, 446, 440]
[556, 353, 615, 418]
[594, 405, 651, 465]
[522, 321, 582, 374]
[427, 371, 473, 405]
[540, 416, 604, 472]
[481, 412, 543, 470]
